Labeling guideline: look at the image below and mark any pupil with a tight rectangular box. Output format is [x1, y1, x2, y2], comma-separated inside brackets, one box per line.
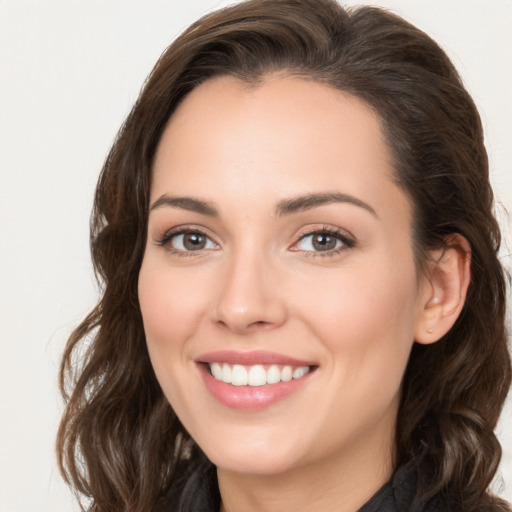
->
[313, 234, 336, 251]
[184, 233, 206, 250]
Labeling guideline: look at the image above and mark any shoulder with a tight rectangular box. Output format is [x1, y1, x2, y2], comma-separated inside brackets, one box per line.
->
[155, 458, 219, 512]
[359, 463, 449, 512]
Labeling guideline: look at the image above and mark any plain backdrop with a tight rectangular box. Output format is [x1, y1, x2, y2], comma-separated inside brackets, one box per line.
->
[0, 1, 511, 511]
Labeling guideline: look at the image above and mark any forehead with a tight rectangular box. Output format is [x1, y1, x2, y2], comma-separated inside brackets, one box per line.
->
[156, 75, 389, 171]
[151, 75, 410, 227]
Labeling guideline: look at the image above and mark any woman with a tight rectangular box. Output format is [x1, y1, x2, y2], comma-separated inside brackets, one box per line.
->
[57, 0, 511, 510]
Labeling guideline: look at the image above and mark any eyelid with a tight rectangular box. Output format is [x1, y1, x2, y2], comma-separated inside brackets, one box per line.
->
[289, 225, 356, 255]
[155, 224, 220, 252]
[154, 223, 355, 257]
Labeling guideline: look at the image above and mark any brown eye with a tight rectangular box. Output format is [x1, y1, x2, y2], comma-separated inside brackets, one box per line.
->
[311, 233, 338, 251]
[292, 229, 355, 256]
[182, 232, 207, 250]
[296, 232, 344, 252]
[168, 231, 217, 252]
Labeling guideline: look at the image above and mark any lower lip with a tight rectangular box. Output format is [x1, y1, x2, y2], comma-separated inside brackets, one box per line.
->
[198, 364, 314, 410]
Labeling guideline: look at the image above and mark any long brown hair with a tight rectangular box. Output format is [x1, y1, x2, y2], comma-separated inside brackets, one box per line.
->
[57, 1, 511, 510]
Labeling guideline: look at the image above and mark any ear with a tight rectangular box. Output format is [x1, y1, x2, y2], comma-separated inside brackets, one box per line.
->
[414, 234, 471, 345]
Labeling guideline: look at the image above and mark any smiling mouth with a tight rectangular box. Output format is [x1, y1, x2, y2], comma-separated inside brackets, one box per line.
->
[197, 352, 318, 409]
[207, 363, 314, 387]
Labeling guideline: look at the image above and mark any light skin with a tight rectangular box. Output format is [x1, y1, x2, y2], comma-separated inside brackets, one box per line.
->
[138, 75, 470, 512]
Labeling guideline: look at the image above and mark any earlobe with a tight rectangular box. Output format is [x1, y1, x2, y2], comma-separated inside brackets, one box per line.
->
[415, 234, 471, 345]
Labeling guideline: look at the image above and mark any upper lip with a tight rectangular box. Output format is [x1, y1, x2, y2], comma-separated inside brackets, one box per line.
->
[196, 350, 316, 366]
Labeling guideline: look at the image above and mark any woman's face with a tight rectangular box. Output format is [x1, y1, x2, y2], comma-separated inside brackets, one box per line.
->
[138, 75, 431, 476]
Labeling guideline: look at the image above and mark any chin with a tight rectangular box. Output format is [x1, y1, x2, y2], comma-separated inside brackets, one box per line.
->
[197, 428, 306, 476]
[210, 450, 300, 476]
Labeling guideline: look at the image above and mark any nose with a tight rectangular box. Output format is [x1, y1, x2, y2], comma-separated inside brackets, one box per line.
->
[212, 251, 287, 334]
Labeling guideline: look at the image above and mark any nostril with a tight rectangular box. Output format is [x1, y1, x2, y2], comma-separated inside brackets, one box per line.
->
[247, 320, 273, 330]
[215, 318, 275, 333]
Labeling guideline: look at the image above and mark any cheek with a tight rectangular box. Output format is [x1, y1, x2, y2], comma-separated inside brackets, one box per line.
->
[301, 256, 418, 335]
[137, 255, 215, 397]
[138, 256, 208, 346]
[294, 259, 419, 441]
[295, 256, 420, 389]
[137, 255, 213, 422]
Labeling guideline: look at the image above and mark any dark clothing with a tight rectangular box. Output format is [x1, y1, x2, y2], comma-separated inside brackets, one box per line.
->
[359, 464, 443, 512]
[157, 460, 444, 512]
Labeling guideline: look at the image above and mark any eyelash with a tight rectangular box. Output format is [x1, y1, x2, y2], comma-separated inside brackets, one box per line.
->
[292, 226, 356, 258]
[156, 226, 219, 257]
[156, 225, 356, 258]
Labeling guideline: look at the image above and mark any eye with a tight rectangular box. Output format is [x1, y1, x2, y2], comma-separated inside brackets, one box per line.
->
[291, 228, 355, 255]
[159, 229, 219, 253]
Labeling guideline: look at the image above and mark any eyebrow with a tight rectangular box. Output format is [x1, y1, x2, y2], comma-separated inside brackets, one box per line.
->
[150, 195, 218, 216]
[149, 191, 377, 218]
[275, 192, 378, 218]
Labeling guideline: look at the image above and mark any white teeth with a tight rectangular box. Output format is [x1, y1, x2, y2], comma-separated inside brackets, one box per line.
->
[208, 363, 311, 386]
[293, 366, 309, 379]
[221, 364, 232, 383]
[211, 363, 222, 380]
[266, 365, 281, 384]
[281, 366, 293, 382]
[231, 365, 248, 386]
[248, 365, 267, 386]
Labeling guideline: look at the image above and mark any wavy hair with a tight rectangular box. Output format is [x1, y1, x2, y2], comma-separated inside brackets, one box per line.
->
[57, 1, 511, 510]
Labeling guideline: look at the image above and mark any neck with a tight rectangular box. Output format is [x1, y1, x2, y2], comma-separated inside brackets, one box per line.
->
[217, 426, 395, 512]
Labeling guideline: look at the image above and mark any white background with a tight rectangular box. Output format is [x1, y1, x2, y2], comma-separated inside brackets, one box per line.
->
[0, 1, 510, 511]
